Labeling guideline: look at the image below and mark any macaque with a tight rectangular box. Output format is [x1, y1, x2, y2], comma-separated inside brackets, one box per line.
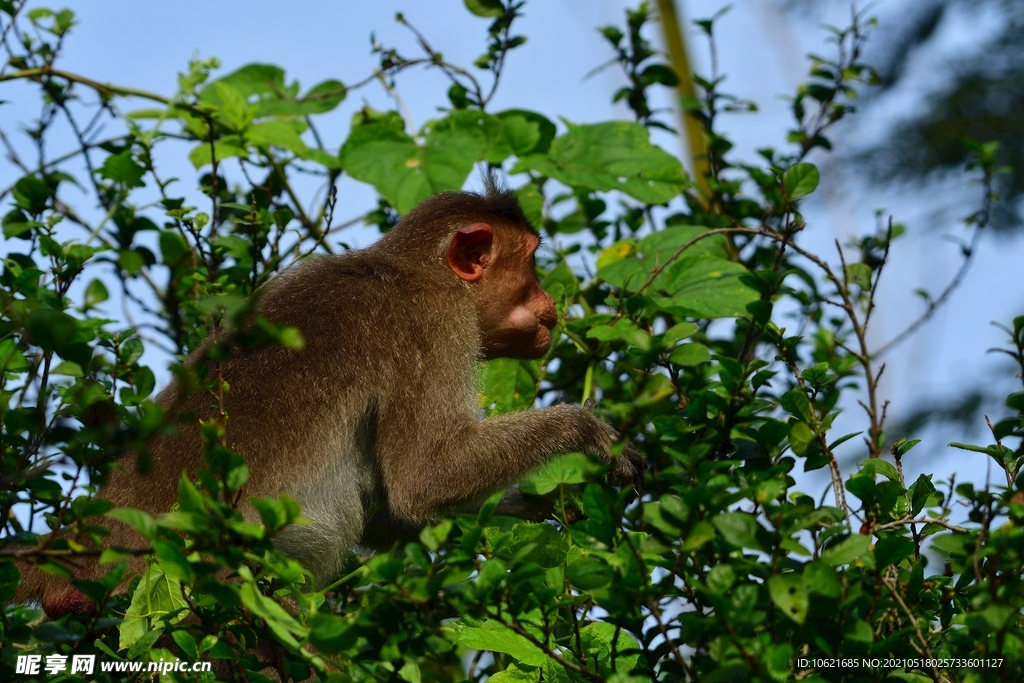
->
[13, 182, 642, 616]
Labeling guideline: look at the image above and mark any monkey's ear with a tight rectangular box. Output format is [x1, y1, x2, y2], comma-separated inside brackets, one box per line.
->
[446, 223, 493, 283]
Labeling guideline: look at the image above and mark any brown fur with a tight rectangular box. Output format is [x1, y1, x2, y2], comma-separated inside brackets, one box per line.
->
[12, 185, 641, 615]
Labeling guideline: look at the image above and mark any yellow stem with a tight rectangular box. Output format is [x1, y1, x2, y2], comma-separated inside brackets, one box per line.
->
[655, 0, 710, 199]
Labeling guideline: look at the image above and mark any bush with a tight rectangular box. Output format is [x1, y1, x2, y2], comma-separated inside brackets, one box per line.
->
[1, 2, 1022, 681]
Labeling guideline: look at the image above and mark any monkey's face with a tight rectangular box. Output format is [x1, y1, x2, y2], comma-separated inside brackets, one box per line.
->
[446, 224, 557, 360]
[479, 232, 557, 359]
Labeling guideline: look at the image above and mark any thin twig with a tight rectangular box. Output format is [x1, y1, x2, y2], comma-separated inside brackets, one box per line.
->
[873, 516, 967, 534]
[875, 171, 992, 356]
[880, 576, 951, 683]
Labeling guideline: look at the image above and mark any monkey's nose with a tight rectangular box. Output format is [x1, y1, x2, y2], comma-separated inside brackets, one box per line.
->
[537, 289, 557, 329]
[539, 306, 558, 330]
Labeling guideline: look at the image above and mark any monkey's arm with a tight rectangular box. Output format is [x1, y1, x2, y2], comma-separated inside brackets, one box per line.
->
[378, 403, 620, 519]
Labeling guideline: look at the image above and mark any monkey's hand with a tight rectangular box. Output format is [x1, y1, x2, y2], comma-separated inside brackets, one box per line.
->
[613, 442, 644, 490]
[580, 399, 644, 490]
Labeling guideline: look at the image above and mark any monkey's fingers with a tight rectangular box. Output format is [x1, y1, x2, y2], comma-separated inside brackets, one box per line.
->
[583, 397, 598, 410]
[613, 442, 645, 490]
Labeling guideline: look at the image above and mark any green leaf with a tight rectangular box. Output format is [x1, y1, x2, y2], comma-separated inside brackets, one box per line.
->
[567, 553, 614, 589]
[205, 80, 253, 129]
[126, 629, 164, 660]
[682, 520, 715, 551]
[712, 512, 767, 552]
[513, 121, 688, 203]
[83, 278, 109, 307]
[642, 500, 683, 536]
[662, 321, 698, 346]
[656, 255, 760, 318]
[0, 560, 19, 603]
[419, 518, 453, 552]
[424, 110, 509, 175]
[51, 361, 82, 377]
[464, 0, 505, 18]
[802, 561, 841, 597]
[706, 564, 735, 595]
[845, 620, 874, 644]
[237, 574, 307, 644]
[762, 643, 794, 681]
[499, 115, 541, 156]
[578, 622, 641, 674]
[669, 342, 711, 366]
[106, 508, 157, 542]
[498, 110, 556, 155]
[309, 612, 356, 654]
[788, 421, 815, 456]
[821, 535, 871, 566]
[226, 462, 250, 492]
[541, 261, 579, 302]
[858, 458, 900, 481]
[828, 431, 862, 450]
[0, 339, 29, 373]
[783, 162, 819, 200]
[597, 227, 729, 298]
[875, 536, 915, 567]
[340, 122, 426, 214]
[398, 661, 422, 683]
[930, 532, 971, 558]
[768, 574, 808, 623]
[480, 357, 539, 414]
[948, 441, 999, 455]
[639, 222, 731, 260]
[188, 135, 247, 168]
[119, 563, 188, 651]
[845, 262, 872, 288]
[159, 230, 191, 265]
[247, 120, 309, 155]
[516, 182, 544, 228]
[455, 619, 549, 667]
[519, 453, 596, 495]
[909, 474, 936, 516]
[121, 337, 144, 366]
[488, 663, 541, 683]
[203, 64, 346, 118]
[636, 374, 675, 407]
[586, 318, 651, 351]
[641, 63, 680, 86]
[2, 215, 38, 238]
[13, 175, 51, 214]
[171, 630, 198, 660]
[99, 151, 145, 189]
[177, 475, 205, 515]
[294, 78, 347, 115]
[596, 257, 648, 291]
[780, 389, 812, 421]
[596, 238, 635, 270]
[892, 437, 922, 457]
[25, 308, 79, 353]
[204, 63, 287, 101]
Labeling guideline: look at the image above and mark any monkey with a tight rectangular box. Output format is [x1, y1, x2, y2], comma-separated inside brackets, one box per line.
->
[10, 181, 643, 617]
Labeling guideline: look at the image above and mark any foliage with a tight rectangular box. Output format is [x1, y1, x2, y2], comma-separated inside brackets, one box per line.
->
[1, 1, 1022, 682]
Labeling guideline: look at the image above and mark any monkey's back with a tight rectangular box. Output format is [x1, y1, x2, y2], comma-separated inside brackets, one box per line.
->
[101, 250, 477, 583]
